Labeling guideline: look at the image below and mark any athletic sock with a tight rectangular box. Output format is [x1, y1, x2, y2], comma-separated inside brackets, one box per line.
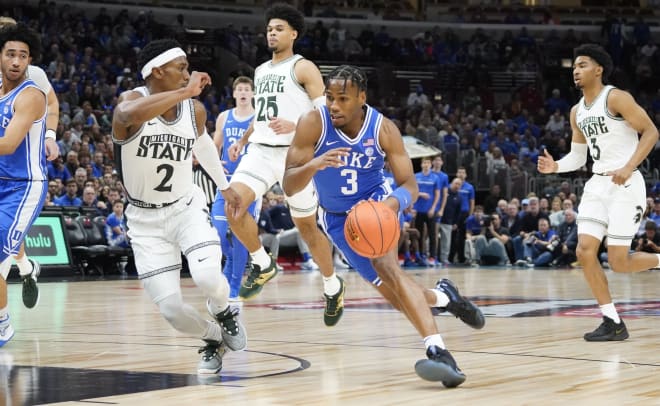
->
[600, 303, 621, 324]
[250, 247, 271, 270]
[432, 288, 450, 308]
[15, 256, 32, 277]
[423, 334, 445, 350]
[323, 273, 340, 296]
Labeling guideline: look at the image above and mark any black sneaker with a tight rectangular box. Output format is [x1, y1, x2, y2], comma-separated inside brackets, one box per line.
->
[21, 259, 40, 309]
[324, 276, 345, 327]
[239, 255, 278, 300]
[197, 340, 226, 374]
[583, 316, 629, 342]
[414, 346, 466, 388]
[432, 279, 485, 329]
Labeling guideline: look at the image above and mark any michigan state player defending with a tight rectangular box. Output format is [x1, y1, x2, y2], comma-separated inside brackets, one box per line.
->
[283, 66, 484, 387]
[0, 24, 48, 345]
[112, 39, 246, 374]
[0, 17, 60, 311]
[211, 76, 258, 301]
[538, 44, 660, 341]
[226, 3, 344, 326]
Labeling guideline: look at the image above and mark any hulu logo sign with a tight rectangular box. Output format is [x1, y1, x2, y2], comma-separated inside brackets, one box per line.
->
[25, 225, 57, 256]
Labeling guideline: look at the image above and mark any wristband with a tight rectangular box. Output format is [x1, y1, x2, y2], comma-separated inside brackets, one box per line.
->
[389, 186, 412, 213]
[45, 129, 56, 140]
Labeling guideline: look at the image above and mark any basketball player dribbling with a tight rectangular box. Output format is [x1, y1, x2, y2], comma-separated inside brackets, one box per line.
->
[538, 44, 660, 341]
[283, 65, 484, 387]
[225, 3, 345, 326]
[112, 39, 246, 374]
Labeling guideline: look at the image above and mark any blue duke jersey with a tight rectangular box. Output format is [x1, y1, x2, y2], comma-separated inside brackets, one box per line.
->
[0, 79, 47, 181]
[313, 105, 390, 213]
[221, 109, 254, 177]
[112, 86, 197, 206]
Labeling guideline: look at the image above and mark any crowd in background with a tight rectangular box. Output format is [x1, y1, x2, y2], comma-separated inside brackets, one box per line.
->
[4, 1, 660, 269]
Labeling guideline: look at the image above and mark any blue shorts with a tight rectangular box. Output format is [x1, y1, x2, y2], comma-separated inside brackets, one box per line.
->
[0, 180, 47, 262]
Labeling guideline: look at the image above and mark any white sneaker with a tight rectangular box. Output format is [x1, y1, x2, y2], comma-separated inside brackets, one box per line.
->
[197, 340, 226, 374]
[333, 256, 350, 269]
[302, 259, 319, 270]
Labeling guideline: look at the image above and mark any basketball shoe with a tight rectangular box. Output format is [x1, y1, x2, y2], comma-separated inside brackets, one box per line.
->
[324, 276, 345, 327]
[21, 259, 40, 309]
[239, 255, 278, 300]
[197, 340, 226, 374]
[0, 316, 14, 348]
[414, 346, 466, 387]
[432, 279, 485, 329]
[583, 316, 629, 341]
[207, 301, 247, 351]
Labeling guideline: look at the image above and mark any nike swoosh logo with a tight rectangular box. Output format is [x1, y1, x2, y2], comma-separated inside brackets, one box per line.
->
[147, 122, 156, 125]
[615, 328, 625, 334]
[326, 140, 339, 146]
[624, 184, 631, 188]
[186, 197, 194, 205]
[198, 257, 209, 262]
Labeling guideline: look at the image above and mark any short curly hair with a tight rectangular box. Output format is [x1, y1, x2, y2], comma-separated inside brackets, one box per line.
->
[0, 22, 41, 61]
[265, 3, 305, 37]
[573, 43, 613, 83]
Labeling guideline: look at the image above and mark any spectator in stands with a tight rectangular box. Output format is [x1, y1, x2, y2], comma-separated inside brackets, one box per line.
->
[440, 177, 463, 266]
[105, 200, 129, 248]
[545, 88, 569, 115]
[651, 197, 660, 227]
[632, 221, 660, 254]
[486, 146, 507, 176]
[454, 166, 475, 263]
[413, 156, 440, 265]
[80, 186, 108, 217]
[545, 110, 565, 135]
[551, 209, 578, 267]
[47, 155, 71, 182]
[91, 151, 105, 178]
[407, 84, 430, 110]
[464, 205, 485, 264]
[54, 178, 82, 207]
[73, 167, 88, 197]
[473, 212, 510, 266]
[516, 217, 557, 267]
[47, 180, 62, 200]
[431, 154, 449, 260]
[400, 207, 421, 268]
[64, 150, 80, 178]
[548, 196, 564, 228]
[512, 196, 549, 262]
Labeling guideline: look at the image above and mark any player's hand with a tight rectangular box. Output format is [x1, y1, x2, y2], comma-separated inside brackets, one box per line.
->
[227, 141, 244, 162]
[186, 71, 212, 97]
[311, 147, 349, 170]
[607, 166, 634, 186]
[268, 116, 296, 134]
[222, 187, 242, 218]
[537, 149, 557, 174]
[45, 138, 60, 161]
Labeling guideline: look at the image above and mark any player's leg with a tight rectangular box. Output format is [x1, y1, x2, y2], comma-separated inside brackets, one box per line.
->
[576, 176, 627, 341]
[0, 257, 13, 347]
[178, 187, 246, 352]
[229, 146, 280, 299]
[211, 193, 236, 297]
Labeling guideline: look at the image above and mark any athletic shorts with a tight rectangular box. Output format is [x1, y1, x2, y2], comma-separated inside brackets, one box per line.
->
[577, 170, 646, 246]
[230, 143, 317, 218]
[0, 179, 47, 264]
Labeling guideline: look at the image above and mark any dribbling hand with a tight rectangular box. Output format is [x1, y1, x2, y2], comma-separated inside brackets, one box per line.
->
[537, 149, 557, 174]
[312, 147, 349, 170]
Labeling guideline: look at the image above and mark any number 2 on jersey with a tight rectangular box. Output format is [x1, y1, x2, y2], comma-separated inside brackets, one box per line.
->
[256, 96, 278, 121]
[154, 163, 173, 192]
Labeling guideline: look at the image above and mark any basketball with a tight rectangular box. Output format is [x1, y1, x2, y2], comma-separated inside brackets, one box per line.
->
[344, 200, 400, 258]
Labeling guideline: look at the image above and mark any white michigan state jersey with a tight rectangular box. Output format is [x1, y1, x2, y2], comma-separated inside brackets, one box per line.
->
[251, 54, 313, 146]
[576, 85, 639, 174]
[113, 86, 196, 206]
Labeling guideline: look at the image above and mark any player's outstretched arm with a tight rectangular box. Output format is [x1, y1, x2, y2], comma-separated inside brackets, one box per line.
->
[0, 87, 45, 155]
[606, 89, 659, 184]
[537, 105, 587, 175]
[283, 109, 348, 196]
[112, 71, 210, 140]
[379, 118, 418, 213]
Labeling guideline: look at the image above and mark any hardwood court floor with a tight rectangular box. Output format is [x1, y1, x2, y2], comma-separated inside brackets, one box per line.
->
[2, 266, 660, 405]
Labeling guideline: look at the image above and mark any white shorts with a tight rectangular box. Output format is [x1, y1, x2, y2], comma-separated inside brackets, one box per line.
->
[125, 186, 221, 288]
[577, 170, 646, 246]
[230, 143, 317, 217]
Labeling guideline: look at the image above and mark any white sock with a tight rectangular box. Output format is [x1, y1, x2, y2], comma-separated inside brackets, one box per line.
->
[15, 256, 31, 276]
[250, 247, 271, 269]
[323, 273, 340, 296]
[202, 320, 224, 342]
[600, 303, 621, 324]
[655, 254, 660, 268]
[432, 289, 450, 308]
[0, 306, 8, 323]
[423, 334, 445, 350]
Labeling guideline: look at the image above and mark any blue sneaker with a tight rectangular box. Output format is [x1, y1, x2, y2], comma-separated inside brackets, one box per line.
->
[402, 258, 416, 268]
[0, 317, 14, 348]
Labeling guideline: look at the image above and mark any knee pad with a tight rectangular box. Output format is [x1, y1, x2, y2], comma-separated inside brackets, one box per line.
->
[186, 243, 229, 300]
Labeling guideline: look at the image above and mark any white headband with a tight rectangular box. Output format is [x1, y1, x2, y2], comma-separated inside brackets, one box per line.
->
[140, 47, 186, 79]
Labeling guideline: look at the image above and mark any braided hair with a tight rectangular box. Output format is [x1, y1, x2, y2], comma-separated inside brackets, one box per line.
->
[325, 65, 368, 94]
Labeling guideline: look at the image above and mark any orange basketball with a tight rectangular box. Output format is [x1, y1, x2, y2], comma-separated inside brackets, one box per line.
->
[344, 200, 400, 258]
